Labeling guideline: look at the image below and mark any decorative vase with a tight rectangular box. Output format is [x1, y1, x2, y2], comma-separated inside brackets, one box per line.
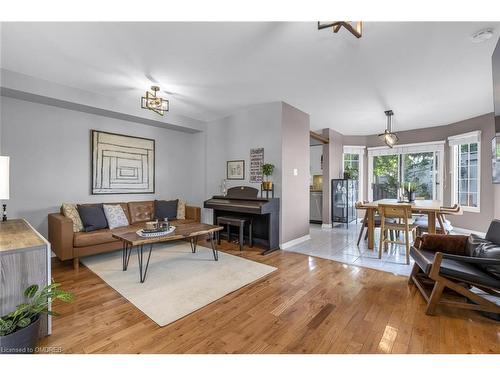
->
[0, 315, 40, 354]
[409, 191, 416, 202]
[221, 179, 227, 196]
[262, 181, 273, 191]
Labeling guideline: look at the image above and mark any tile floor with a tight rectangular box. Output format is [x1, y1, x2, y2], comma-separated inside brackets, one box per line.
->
[285, 223, 416, 276]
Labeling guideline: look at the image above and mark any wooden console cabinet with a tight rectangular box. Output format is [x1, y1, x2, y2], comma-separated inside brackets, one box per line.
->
[0, 219, 52, 337]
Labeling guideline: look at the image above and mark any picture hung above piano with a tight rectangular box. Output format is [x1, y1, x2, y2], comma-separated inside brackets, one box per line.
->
[227, 160, 245, 180]
[249, 148, 264, 183]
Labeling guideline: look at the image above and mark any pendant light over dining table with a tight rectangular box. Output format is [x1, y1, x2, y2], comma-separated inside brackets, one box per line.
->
[379, 110, 399, 148]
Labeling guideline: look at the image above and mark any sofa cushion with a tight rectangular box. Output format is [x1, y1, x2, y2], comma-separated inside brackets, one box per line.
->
[62, 203, 84, 232]
[440, 258, 500, 289]
[177, 199, 186, 220]
[410, 248, 435, 274]
[485, 219, 500, 245]
[73, 223, 144, 247]
[411, 248, 500, 289]
[155, 199, 178, 220]
[466, 234, 490, 257]
[467, 234, 500, 278]
[106, 202, 131, 223]
[77, 204, 108, 232]
[414, 217, 453, 232]
[74, 229, 116, 247]
[103, 204, 129, 229]
[128, 201, 154, 224]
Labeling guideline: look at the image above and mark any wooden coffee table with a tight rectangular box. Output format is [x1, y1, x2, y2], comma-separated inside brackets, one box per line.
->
[112, 223, 223, 283]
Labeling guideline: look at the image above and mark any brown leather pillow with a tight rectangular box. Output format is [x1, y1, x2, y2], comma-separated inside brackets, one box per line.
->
[128, 201, 154, 224]
[420, 234, 468, 255]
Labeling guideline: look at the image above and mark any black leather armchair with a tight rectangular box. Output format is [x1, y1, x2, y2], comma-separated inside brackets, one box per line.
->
[409, 220, 500, 317]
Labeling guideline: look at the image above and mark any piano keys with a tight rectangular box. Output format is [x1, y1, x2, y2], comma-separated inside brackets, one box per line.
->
[204, 186, 280, 254]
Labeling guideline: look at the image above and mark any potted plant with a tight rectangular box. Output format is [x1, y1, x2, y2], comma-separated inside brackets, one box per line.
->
[343, 166, 359, 180]
[0, 282, 73, 354]
[262, 163, 275, 191]
[405, 182, 418, 202]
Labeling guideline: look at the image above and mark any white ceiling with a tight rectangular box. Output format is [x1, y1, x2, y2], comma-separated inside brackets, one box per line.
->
[1, 22, 499, 135]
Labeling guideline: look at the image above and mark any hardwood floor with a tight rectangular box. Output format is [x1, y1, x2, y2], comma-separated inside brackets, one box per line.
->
[41, 240, 500, 354]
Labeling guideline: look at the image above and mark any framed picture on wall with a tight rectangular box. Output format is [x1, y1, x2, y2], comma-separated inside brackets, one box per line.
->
[227, 160, 245, 180]
[91, 130, 155, 194]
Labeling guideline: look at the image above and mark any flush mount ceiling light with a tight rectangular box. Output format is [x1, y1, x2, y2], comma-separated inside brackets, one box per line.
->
[141, 86, 169, 116]
[471, 28, 494, 43]
[317, 21, 363, 39]
[378, 110, 399, 148]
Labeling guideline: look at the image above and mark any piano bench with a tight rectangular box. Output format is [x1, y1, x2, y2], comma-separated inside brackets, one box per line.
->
[216, 216, 253, 251]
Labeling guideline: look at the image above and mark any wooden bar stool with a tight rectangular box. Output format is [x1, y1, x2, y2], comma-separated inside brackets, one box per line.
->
[216, 216, 253, 251]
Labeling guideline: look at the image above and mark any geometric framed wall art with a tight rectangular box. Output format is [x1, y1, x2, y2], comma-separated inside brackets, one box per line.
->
[91, 130, 155, 194]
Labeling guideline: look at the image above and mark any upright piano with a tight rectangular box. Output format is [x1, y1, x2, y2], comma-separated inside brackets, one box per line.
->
[204, 186, 280, 254]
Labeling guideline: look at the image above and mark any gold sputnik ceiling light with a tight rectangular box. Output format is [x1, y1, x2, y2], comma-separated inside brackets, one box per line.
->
[317, 21, 363, 38]
[141, 86, 169, 116]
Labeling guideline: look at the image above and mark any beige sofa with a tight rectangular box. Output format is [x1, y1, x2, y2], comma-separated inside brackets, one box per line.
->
[48, 200, 201, 269]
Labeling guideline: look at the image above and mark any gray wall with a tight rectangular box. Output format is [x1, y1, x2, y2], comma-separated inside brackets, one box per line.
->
[205, 101, 310, 245]
[0, 97, 205, 236]
[345, 113, 496, 232]
[281, 103, 310, 243]
[204, 102, 283, 224]
[321, 128, 344, 225]
[2, 96, 311, 246]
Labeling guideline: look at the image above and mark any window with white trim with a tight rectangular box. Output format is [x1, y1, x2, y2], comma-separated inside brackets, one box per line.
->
[343, 153, 359, 178]
[343, 146, 365, 201]
[449, 131, 481, 212]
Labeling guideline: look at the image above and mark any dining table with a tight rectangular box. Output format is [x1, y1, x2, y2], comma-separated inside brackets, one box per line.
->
[362, 199, 462, 250]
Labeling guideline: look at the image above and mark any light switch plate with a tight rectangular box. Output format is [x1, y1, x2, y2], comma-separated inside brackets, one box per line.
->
[293, 168, 298, 176]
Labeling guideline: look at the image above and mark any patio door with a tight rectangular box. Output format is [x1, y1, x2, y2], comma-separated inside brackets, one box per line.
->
[372, 155, 400, 200]
[402, 152, 435, 200]
[368, 142, 444, 202]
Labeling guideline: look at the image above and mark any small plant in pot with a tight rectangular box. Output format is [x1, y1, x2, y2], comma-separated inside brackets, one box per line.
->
[262, 163, 275, 191]
[405, 182, 418, 202]
[0, 282, 73, 354]
[343, 166, 358, 180]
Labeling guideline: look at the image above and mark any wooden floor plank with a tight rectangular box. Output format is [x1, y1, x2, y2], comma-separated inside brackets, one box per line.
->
[40, 239, 500, 354]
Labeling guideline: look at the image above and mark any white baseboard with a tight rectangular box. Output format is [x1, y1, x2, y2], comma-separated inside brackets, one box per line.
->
[321, 224, 332, 229]
[281, 234, 311, 249]
[452, 227, 486, 237]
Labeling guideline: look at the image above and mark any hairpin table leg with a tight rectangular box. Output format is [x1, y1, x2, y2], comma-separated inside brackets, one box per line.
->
[137, 243, 154, 283]
[210, 232, 219, 261]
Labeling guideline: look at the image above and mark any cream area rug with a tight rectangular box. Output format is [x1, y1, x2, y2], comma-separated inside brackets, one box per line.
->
[81, 242, 276, 326]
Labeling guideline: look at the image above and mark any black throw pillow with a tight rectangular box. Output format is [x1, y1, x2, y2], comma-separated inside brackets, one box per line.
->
[466, 234, 500, 278]
[155, 199, 178, 220]
[465, 233, 489, 257]
[77, 204, 108, 232]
